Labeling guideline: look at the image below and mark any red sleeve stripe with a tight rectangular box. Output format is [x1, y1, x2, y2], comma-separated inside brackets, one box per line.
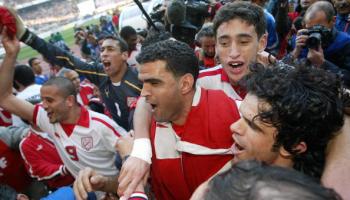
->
[33, 105, 40, 126]
[91, 117, 121, 137]
[198, 68, 222, 78]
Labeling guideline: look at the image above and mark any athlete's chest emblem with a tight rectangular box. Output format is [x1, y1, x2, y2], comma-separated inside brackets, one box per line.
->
[81, 136, 93, 151]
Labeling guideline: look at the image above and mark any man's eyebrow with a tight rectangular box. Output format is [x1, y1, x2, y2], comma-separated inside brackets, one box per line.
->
[242, 115, 264, 132]
[217, 35, 230, 40]
[143, 78, 162, 83]
[236, 33, 254, 39]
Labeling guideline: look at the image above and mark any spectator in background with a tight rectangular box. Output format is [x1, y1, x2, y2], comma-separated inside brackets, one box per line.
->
[86, 31, 100, 61]
[61, 68, 95, 107]
[12, 65, 42, 127]
[112, 9, 120, 31]
[195, 24, 216, 69]
[100, 16, 117, 36]
[287, 1, 350, 87]
[250, 0, 279, 53]
[333, 0, 350, 35]
[28, 57, 49, 85]
[49, 33, 70, 52]
[120, 26, 141, 69]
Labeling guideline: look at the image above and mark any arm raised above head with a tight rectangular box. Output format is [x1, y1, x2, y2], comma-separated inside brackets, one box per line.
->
[0, 28, 34, 124]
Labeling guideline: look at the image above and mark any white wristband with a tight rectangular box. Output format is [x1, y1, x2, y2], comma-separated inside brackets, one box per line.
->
[130, 138, 152, 164]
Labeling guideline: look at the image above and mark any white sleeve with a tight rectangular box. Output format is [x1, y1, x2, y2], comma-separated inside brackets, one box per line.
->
[33, 105, 55, 135]
[99, 115, 127, 152]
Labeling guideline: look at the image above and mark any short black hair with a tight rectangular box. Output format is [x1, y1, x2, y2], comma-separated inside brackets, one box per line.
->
[120, 26, 137, 40]
[28, 57, 38, 68]
[43, 77, 77, 98]
[14, 65, 35, 89]
[137, 40, 199, 84]
[213, 2, 266, 39]
[196, 24, 214, 41]
[102, 35, 129, 52]
[243, 63, 344, 179]
[305, 1, 335, 23]
[141, 31, 172, 50]
[205, 160, 342, 200]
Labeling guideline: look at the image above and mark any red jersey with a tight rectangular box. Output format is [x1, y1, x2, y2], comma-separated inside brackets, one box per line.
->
[78, 84, 94, 106]
[198, 65, 247, 100]
[150, 88, 240, 200]
[20, 131, 74, 188]
[0, 139, 31, 192]
[0, 108, 12, 127]
[195, 50, 216, 68]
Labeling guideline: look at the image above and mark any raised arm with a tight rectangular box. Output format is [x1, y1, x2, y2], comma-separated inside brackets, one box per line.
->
[0, 28, 34, 124]
[5, 7, 105, 85]
[117, 97, 152, 198]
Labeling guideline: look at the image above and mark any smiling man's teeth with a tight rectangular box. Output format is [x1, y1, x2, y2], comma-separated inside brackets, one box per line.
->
[229, 62, 243, 68]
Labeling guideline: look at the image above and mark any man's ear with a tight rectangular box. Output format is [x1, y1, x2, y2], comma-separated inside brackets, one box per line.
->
[122, 51, 129, 60]
[293, 141, 307, 154]
[258, 33, 268, 53]
[65, 95, 76, 107]
[279, 142, 307, 157]
[180, 73, 195, 94]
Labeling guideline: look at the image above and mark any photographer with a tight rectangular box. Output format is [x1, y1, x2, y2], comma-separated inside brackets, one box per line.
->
[333, 0, 350, 35]
[288, 1, 350, 87]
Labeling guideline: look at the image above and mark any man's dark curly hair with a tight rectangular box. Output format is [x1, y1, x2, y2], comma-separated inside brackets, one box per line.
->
[213, 2, 266, 39]
[242, 63, 344, 179]
[205, 160, 342, 200]
[136, 40, 199, 84]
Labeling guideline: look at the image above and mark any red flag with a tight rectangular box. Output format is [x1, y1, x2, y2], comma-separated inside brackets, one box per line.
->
[0, 7, 17, 37]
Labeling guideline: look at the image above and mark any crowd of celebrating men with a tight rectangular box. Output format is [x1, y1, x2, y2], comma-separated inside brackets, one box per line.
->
[0, 0, 350, 199]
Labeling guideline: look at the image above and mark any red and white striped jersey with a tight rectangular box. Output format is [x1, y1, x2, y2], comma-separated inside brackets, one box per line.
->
[33, 105, 127, 177]
[197, 65, 246, 100]
[77, 83, 94, 106]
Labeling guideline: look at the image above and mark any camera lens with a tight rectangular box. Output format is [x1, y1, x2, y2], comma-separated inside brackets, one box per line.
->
[306, 32, 321, 50]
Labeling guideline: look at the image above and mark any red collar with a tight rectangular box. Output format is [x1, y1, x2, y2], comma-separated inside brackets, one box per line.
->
[60, 106, 90, 137]
[76, 106, 90, 127]
[61, 106, 90, 128]
[220, 67, 247, 99]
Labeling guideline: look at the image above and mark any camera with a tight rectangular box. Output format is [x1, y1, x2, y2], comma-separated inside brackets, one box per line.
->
[150, 4, 166, 23]
[149, 0, 214, 45]
[301, 25, 332, 50]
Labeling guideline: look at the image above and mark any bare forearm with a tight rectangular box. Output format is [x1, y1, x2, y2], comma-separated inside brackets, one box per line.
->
[133, 97, 152, 139]
[0, 53, 17, 97]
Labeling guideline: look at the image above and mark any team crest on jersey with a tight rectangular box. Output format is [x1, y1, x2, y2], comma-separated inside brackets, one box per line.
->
[81, 136, 93, 151]
[127, 97, 138, 108]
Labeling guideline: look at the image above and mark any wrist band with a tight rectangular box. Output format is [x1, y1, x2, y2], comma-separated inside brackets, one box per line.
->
[268, 53, 274, 64]
[130, 138, 152, 164]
